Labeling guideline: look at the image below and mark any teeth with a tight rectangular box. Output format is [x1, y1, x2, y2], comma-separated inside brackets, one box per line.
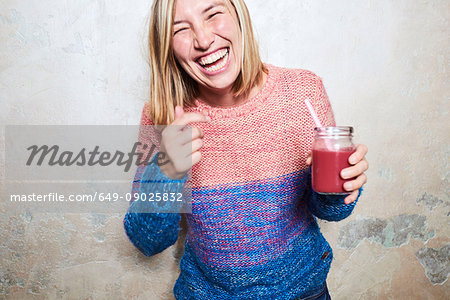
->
[198, 48, 228, 66]
[203, 51, 228, 72]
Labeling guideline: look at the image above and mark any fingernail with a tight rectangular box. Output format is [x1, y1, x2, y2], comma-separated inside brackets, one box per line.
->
[341, 170, 349, 179]
[344, 182, 352, 190]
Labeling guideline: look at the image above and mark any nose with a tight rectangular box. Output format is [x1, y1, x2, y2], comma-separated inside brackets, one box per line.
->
[193, 24, 214, 50]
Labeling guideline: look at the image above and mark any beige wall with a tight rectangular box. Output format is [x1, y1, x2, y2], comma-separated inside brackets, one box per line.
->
[1, 0, 448, 299]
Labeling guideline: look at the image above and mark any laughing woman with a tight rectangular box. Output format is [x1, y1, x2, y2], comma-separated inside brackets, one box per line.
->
[123, 0, 368, 299]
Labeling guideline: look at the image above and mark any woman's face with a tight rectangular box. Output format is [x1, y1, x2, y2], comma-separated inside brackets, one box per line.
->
[172, 0, 242, 94]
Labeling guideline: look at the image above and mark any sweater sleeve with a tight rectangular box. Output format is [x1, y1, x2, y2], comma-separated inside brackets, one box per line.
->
[123, 156, 187, 256]
[307, 180, 362, 222]
[123, 102, 187, 256]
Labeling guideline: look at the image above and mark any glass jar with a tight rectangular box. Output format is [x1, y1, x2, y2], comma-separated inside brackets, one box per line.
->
[312, 126, 356, 195]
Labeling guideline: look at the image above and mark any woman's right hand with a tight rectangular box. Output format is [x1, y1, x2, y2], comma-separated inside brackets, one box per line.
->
[159, 105, 210, 179]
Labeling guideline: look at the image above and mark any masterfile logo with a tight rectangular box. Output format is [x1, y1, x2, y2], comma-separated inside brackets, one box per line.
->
[25, 142, 168, 172]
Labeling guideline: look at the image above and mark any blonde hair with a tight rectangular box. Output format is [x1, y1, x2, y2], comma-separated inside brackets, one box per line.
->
[148, 0, 267, 125]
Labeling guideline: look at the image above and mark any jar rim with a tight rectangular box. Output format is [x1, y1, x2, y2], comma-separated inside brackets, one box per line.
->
[314, 126, 353, 136]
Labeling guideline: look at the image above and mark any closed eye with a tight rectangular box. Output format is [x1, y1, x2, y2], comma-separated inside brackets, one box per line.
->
[208, 12, 221, 19]
[174, 27, 188, 35]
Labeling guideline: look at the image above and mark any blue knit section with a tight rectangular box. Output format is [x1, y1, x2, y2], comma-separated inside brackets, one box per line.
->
[123, 154, 187, 256]
[174, 221, 332, 300]
[308, 189, 361, 222]
[123, 210, 181, 257]
[170, 168, 358, 299]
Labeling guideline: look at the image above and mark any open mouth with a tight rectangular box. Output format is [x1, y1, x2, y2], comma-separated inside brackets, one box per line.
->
[197, 48, 229, 73]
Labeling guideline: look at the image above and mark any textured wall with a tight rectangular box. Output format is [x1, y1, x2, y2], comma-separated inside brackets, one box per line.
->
[1, 0, 448, 299]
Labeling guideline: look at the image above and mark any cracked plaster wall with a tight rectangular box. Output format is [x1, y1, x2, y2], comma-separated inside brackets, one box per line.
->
[1, 0, 449, 299]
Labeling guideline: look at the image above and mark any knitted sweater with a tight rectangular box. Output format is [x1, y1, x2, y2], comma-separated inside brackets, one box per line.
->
[124, 64, 360, 299]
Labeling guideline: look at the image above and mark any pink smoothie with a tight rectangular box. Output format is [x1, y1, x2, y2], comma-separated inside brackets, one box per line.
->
[312, 149, 355, 194]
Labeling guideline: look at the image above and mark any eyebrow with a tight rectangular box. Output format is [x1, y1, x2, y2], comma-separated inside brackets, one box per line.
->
[174, 1, 225, 25]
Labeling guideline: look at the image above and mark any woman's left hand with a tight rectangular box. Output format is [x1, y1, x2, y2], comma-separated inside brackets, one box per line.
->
[306, 144, 369, 205]
[340, 144, 368, 204]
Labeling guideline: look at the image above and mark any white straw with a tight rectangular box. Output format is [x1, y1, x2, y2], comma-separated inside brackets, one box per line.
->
[304, 99, 322, 128]
[305, 99, 335, 151]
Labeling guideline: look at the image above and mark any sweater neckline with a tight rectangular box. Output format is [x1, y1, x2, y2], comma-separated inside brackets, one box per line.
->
[189, 64, 276, 119]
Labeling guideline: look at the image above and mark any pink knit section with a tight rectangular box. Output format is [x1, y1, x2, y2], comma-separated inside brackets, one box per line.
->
[185, 64, 335, 188]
